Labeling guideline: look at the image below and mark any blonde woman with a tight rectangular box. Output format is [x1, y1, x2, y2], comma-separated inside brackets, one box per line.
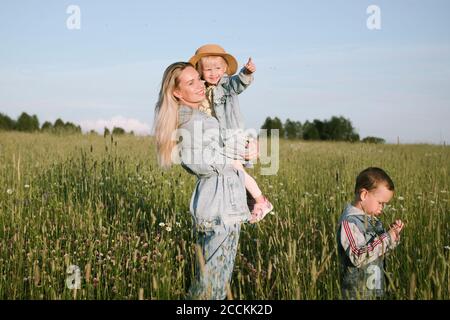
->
[153, 62, 255, 299]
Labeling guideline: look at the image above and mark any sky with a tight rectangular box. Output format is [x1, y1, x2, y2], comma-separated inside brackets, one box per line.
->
[1, 0, 449, 144]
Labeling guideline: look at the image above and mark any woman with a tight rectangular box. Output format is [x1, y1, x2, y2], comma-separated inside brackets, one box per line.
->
[153, 62, 255, 299]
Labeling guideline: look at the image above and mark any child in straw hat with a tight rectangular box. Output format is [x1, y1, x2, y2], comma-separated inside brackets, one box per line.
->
[189, 44, 273, 223]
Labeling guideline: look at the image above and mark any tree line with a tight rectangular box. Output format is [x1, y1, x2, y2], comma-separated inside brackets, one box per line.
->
[0, 112, 132, 136]
[1, 112, 385, 143]
[261, 116, 385, 143]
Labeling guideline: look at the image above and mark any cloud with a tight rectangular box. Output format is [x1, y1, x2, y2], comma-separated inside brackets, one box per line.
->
[79, 116, 151, 135]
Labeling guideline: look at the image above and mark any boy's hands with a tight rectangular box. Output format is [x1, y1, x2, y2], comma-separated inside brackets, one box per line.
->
[388, 219, 405, 242]
[244, 57, 256, 74]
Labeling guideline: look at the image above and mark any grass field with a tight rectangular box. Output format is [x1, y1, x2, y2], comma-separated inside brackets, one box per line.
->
[1, 131, 449, 299]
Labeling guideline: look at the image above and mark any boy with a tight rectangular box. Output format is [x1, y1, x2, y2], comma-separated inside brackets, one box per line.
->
[337, 167, 405, 299]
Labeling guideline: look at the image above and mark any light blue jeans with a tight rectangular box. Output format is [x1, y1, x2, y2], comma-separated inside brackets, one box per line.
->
[187, 222, 241, 300]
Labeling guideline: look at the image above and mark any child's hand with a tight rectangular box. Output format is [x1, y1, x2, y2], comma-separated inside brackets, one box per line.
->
[244, 57, 256, 74]
[243, 139, 258, 160]
[391, 219, 405, 233]
[388, 219, 405, 242]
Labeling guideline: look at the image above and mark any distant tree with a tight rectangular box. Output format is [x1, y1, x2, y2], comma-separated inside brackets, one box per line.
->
[63, 121, 82, 134]
[54, 118, 65, 130]
[130, 130, 135, 136]
[303, 121, 320, 140]
[89, 129, 98, 135]
[261, 117, 274, 136]
[313, 119, 328, 140]
[325, 116, 357, 141]
[112, 127, 126, 135]
[284, 119, 302, 139]
[362, 136, 385, 144]
[271, 117, 284, 138]
[41, 121, 53, 132]
[104, 127, 110, 137]
[0, 113, 16, 131]
[16, 112, 39, 132]
[349, 132, 360, 142]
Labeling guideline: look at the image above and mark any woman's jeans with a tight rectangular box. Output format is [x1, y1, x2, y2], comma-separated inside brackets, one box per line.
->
[187, 222, 241, 300]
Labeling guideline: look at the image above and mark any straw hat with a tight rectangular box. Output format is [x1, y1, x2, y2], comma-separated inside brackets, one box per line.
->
[189, 44, 238, 75]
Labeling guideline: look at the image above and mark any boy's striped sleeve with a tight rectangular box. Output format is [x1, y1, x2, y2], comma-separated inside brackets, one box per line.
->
[340, 220, 398, 268]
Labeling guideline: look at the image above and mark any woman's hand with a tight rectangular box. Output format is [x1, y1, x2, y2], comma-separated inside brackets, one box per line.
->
[243, 139, 258, 160]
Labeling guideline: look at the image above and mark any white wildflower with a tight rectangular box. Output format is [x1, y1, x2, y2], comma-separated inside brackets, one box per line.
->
[24, 184, 30, 189]
[165, 226, 172, 232]
[6, 189, 13, 195]
[397, 196, 404, 201]
[159, 222, 165, 227]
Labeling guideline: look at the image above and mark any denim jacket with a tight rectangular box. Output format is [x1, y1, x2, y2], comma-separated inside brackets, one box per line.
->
[177, 105, 251, 231]
[337, 204, 399, 299]
[211, 68, 254, 161]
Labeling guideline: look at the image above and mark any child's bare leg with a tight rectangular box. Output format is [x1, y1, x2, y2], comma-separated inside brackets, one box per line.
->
[232, 160, 264, 202]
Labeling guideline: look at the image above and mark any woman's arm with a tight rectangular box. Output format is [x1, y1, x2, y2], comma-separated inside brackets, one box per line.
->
[178, 118, 235, 178]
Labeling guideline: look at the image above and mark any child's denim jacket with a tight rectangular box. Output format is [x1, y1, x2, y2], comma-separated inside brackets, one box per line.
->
[177, 105, 251, 231]
[211, 68, 254, 161]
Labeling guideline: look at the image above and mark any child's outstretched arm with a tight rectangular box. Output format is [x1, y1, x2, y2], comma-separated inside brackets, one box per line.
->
[228, 57, 255, 94]
[340, 220, 400, 268]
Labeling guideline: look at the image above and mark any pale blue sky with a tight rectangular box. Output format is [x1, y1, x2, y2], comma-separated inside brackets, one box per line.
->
[1, 0, 449, 143]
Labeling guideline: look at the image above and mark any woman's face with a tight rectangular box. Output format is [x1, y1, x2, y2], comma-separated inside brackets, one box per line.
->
[173, 66, 205, 107]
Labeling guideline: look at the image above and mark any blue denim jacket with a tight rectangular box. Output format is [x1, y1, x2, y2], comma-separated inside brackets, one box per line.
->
[211, 68, 254, 161]
[177, 105, 251, 231]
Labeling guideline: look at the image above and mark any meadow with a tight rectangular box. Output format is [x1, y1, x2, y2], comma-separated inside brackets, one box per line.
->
[0, 131, 449, 299]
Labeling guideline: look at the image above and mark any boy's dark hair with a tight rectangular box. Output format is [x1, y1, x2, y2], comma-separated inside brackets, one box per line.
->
[355, 167, 395, 195]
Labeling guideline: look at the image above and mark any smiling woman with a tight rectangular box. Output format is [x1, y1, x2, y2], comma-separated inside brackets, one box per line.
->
[172, 67, 206, 107]
[152, 62, 251, 300]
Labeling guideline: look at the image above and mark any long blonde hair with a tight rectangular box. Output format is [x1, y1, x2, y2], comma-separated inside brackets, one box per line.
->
[153, 62, 192, 168]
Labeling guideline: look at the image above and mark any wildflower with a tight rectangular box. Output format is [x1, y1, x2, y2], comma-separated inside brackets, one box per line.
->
[6, 189, 13, 195]
[175, 222, 181, 227]
[159, 222, 165, 227]
[24, 184, 30, 189]
[430, 200, 435, 205]
[440, 190, 448, 194]
[269, 211, 276, 216]
[166, 226, 172, 232]
[397, 196, 405, 201]
[445, 246, 450, 251]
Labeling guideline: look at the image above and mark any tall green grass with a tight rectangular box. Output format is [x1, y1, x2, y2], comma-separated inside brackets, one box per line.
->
[1, 132, 449, 299]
